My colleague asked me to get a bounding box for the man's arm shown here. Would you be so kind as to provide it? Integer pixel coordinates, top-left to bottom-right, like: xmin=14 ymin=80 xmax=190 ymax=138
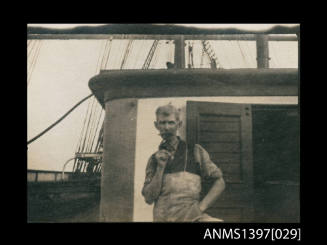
xmin=141 ymin=150 xmax=170 ymax=205
xmin=195 ymin=144 xmax=226 ymax=212
xmin=199 ymin=177 xmax=225 ymax=212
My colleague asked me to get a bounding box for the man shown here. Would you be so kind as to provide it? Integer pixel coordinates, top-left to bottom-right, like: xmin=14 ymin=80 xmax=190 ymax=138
xmin=142 ymin=104 xmax=225 ymax=222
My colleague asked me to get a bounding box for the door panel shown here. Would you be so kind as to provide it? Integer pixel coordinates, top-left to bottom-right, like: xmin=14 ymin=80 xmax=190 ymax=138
xmin=200 ymin=121 xmax=240 ymax=132
xmin=252 ymin=105 xmax=300 ymax=222
xmin=199 ymin=132 xmax=240 ymax=143
xmin=187 ymin=101 xmax=254 ymax=222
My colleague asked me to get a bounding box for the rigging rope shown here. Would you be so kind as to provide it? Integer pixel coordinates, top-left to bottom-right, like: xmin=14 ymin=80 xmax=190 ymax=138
xmin=133 ymin=40 xmax=144 ymax=68
xmin=151 ymin=40 xmax=161 ymax=68
xmin=75 ymin=93 xmax=93 ymax=153
xmin=242 ymin=38 xmax=256 ymax=67
xmin=142 ymin=40 xmax=159 ymax=69
xmin=90 ymin=109 xmax=103 ymax=152
xmin=75 ymin=39 xmax=110 ymax=155
xmin=187 ymin=41 xmax=194 ymax=68
xmin=221 ymin=41 xmax=232 ymax=68
xmin=168 ymin=41 xmax=174 ymax=63
xmin=270 ymin=42 xmax=280 ymax=68
xmin=80 ymin=97 xmax=96 ymax=152
xmin=84 ymin=41 xmax=111 ymax=151
xmin=95 ymin=121 xmax=104 ymax=152
xmin=120 ymin=40 xmax=134 ymax=69
xmin=236 ymin=40 xmax=249 ymax=67
xmin=94 ymin=40 xmax=106 ymax=73
xmin=27 ymin=40 xmax=37 ymax=58
xmin=100 ymin=40 xmax=110 ymax=71
xmin=86 ymin=102 xmax=99 ymax=152
xmin=201 ymin=40 xmax=222 ymax=69
xmin=27 ymin=94 xmax=93 ymax=145
xmin=200 ymin=43 xmax=205 ymax=68
xmin=28 ymin=41 xmax=43 ymax=85
xmin=103 ymin=39 xmax=113 ymax=69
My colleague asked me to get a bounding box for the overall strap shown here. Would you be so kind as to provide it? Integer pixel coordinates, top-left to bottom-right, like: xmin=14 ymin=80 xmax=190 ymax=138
xmin=183 ymin=146 xmax=188 ymax=172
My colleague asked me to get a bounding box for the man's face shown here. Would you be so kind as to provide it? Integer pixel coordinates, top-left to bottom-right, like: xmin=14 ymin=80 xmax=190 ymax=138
xmin=155 ymin=113 xmax=182 ymax=140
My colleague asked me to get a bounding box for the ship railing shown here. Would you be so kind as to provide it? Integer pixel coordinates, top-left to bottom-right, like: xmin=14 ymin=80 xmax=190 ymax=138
xmin=62 ymin=153 xmax=103 ymax=181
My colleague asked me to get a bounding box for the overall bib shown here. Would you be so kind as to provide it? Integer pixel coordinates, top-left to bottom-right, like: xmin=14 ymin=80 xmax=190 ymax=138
xmin=153 ymin=140 xmax=223 ymax=222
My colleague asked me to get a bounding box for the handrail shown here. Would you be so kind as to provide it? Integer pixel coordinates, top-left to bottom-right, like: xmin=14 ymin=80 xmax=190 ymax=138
xmin=62 ymin=157 xmax=77 ymax=181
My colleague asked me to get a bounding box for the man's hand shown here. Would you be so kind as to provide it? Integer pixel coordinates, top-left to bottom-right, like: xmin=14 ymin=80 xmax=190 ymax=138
xmin=198 ymin=178 xmax=225 ymax=212
xmin=154 ymin=150 xmax=171 ymax=168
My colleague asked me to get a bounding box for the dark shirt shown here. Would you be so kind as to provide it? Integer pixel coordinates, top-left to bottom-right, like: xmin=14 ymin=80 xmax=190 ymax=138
xmin=143 ymin=138 xmax=223 ymax=188
xmin=163 ymin=139 xmax=201 ymax=176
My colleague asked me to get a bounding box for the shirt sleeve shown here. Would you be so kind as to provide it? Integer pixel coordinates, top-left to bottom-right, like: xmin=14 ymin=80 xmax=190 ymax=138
xmin=143 ymin=154 xmax=157 ymax=187
xmin=194 ymin=144 xmax=223 ymax=180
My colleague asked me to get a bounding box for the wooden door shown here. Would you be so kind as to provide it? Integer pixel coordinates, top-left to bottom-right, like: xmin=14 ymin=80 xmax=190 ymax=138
xmin=187 ymin=101 xmax=254 ymax=222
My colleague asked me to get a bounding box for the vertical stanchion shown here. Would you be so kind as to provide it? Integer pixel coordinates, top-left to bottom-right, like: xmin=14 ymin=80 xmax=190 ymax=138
xmin=174 ymin=35 xmax=185 ymax=69
xmin=256 ymin=34 xmax=269 ymax=68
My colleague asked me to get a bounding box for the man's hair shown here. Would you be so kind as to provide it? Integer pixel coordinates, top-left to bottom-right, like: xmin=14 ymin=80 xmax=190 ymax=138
xmin=155 ymin=104 xmax=180 ymax=121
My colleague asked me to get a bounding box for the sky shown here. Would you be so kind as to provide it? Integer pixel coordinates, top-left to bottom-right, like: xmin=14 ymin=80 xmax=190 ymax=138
xmin=27 ymin=24 xmax=298 ymax=172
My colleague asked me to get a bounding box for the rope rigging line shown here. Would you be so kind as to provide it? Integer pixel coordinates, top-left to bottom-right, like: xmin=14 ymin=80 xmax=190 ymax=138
xmin=27 ymin=94 xmax=93 ymax=145
xmin=200 ymin=42 xmax=205 ymax=68
xmin=76 ymin=99 xmax=101 ymax=171
xmin=76 ymin=38 xmax=149 ymax=172
xmin=103 ymin=39 xmax=113 ymax=70
xmin=32 ymin=41 xmax=42 ymax=70
xmin=151 ymin=40 xmax=161 ymax=69
xmin=133 ymin=40 xmax=144 ymax=68
xmin=82 ymin=94 xmax=97 ymax=152
xmin=74 ymin=38 xmax=110 ymax=173
xmin=200 ymin=41 xmax=211 ymax=68
xmin=237 ymin=36 xmax=252 ymax=67
xmin=27 ymin=40 xmax=37 ymax=59
xmin=270 ymin=42 xmax=280 ymax=68
xmin=90 ymin=109 xmax=104 ymax=152
xmin=99 ymin=39 xmax=112 ymax=71
xmin=28 ymin=41 xmax=37 ymax=78
xmin=77 ymin=43 xmax=104 ymax=153
xmin=94 ymin=40 xmax=106 ymax=74
xmin=165 ymin=40 xmax=172 ymax=65
xmin=120 ymin=40 xmax=134 ymax=69
xmin=80 ymin=99 xmax=95 ymax=153
xmin=236 ymin=40 xmax=249 ymax=67
xmin=75 ymin=96 xmax=92 ymax=153
xmin=241 ymin=40 xmax=253 ymax=67
xmin=142 ymin=40 xmax=159 ymax=69
xmin=187 ymin=41 xmax=194 ymax=68
xmin=202 ymin=40 xmax=223 ymax=69
xmin=28 ymin=41 xmax=43 ymax=86
xmin=221 ymin=41 xmax=232 ymax=68
xmin=169 ymin=41 xmax=174 ymax=63
xmin=115 ymin=40 xmax=124 ymax=68
xmin=202 ymin=40 xmax=214 ymax=68
xmin=29 ymin=41 xmax=40 ymax=69
xmin=200 ymin=41 xmax=212 ymax=68
xmin=73 ymin=40 xmax=109 ymax=171
xmin=76 ymin=38 xmax=110 ymax=155
xmin=85 ymin=41 xmax=111 ymax=151
xmin=99 ymin=40 xmax=110 ymax=71
xmin=86 ymin=101 xmax=100 ymax=152
xmin=242 ymin=38 xmax=256 ymax=67
xmin=95 ymin=121 xmax=104 ymax=153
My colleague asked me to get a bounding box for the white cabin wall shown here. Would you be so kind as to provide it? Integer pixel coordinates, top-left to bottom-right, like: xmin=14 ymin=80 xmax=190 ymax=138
xmin=133 ymin=96 xmax=298 ymax=222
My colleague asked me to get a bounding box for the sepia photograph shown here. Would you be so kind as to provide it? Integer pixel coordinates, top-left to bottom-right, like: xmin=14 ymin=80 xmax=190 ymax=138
xmin=27 ymin=23 xmax=300 ymax=223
